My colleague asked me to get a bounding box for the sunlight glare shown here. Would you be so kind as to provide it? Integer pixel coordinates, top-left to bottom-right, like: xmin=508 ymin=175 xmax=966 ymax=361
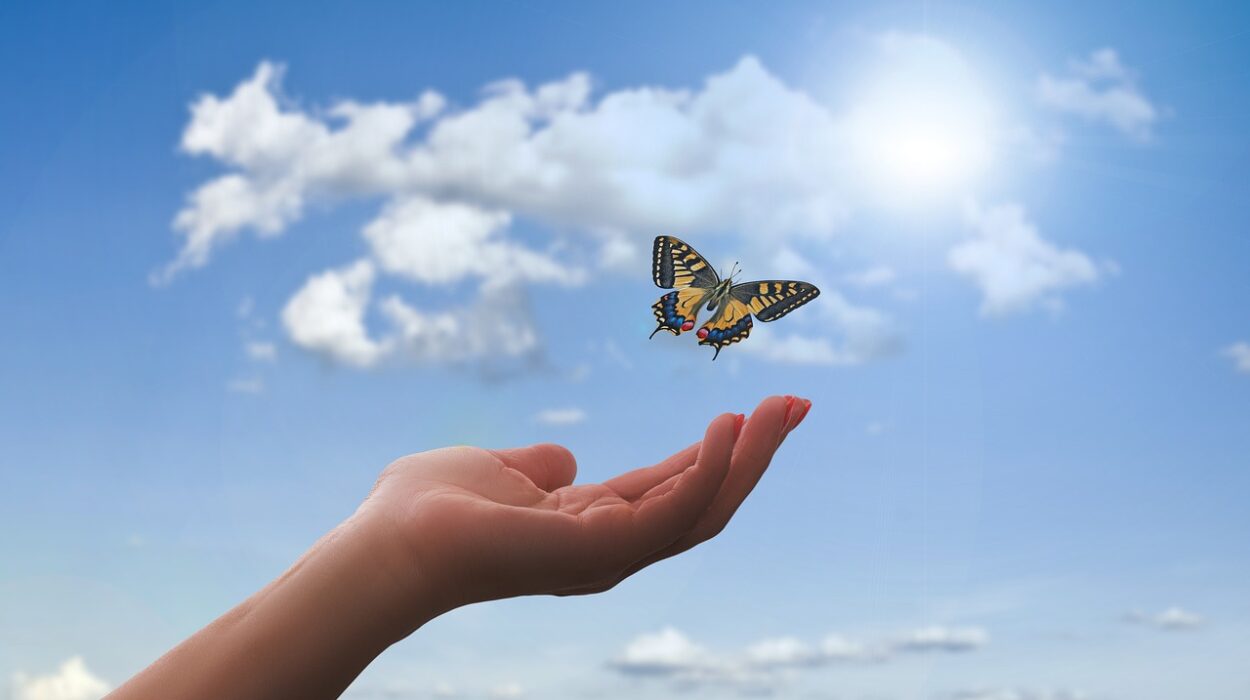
xmin=845 ymin=34 xmax=998 ymax=203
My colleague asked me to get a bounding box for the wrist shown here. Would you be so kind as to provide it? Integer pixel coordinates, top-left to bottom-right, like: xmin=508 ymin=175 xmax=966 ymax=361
xmin=328 ymin=509 xmax=444 ymax=644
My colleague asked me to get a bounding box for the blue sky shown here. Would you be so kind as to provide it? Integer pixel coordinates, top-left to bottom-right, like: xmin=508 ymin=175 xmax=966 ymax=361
xmin=2 ymin=1 xmax=1249 ymax=699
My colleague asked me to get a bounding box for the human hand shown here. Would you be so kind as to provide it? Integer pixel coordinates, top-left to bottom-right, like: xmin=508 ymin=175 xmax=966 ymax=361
xmin=355 ymin=394 xmax=811 ymax=632
xmin=107 ymin=395 xmax=811 ymax=700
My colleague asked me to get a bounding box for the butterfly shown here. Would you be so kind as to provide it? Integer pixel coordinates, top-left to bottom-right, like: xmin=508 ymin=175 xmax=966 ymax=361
xmin=649 ymin=235 xmax=820 ymax=359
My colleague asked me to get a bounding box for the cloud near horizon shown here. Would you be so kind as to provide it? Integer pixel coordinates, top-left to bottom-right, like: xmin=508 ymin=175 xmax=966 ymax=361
xmin=1124 ymin=606 xmax=1204 ymax=631
xmin=9 ymin=657 xmax=110 ymax=700
xmin=609 ymin=625 xmax=987 ymax=693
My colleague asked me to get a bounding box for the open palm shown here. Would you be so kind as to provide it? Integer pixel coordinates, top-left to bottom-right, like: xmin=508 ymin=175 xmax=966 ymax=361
xmin=360 ymin=395 xmax=810 ymax=618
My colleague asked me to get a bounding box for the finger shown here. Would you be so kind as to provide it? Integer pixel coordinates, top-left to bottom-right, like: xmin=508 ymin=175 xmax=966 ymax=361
xmin=624 ymin=412 xmax=737 ymax=558
xmin=575 ymin=413 xmax=735 ymax=573
xmin=554 ymin=397 xmax=812 ymax=597
xmin=638 ymin=471 xmax=682 ymax=502
xmin=779 ymin=397 xmax=812 ymax=443
xmin=602 ymin=441 xmax=700 ymax=501
xmin=713 ymin=395 xmax=798 ymax=522
xmin=614 ymin=395 xmax=808 ymax=579
xmin=489 ymin=443 xmax=578 ymax=492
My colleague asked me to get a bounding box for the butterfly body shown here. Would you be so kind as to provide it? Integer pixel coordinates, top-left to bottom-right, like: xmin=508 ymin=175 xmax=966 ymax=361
xmin=649 ymin=235 xmax=820 ymax=359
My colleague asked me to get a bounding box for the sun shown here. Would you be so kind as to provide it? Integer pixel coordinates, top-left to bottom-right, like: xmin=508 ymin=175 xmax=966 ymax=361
xmin=843 ymin=33 xmax=998 ymax=203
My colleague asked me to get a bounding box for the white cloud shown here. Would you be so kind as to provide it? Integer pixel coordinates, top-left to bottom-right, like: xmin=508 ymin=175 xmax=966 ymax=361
xmin=380 ymin=285 xmax=541 ymax=368
xmin=950 ymin=201 xmax=1100 ymax=316
xmin=245 ymin=340 xmax=277 ymax=361
xmin=739 ymin=290 xmax=900 ymax=366
xmin=611 ymin=628 xmax=715 ymax=677
xmin=534 ymin=408 xmax=586 ymax=426
xmin=161 ymin=56 xmax=850 ymax=285
xmin=952 ymin=689 xmax=1088 ymax=700
xmin=280 ymin=258 xmax=542 ymax=371
xmin=597 ymin=235 xmax=640 ymax=271
xmin=364 ymin=197 xmax=575 ymax=288
xmin=610 ymin=625 xmax=965 ymax=693
xmin=282 ymin=260 xmax=390 ymax=368
xmin=743 ymin=637 xmax=820 ymax=669
xmin=1125 ymin=607 xmax=1203 ymax=631
xmin=1222 ymin=341 xmax=1250 ymax=374
xmin=165 ymin=35 xmax=1116 ymax=369
xmin=162 ymin=58 xmax=855 ymax=369
xmin=1037 ymin=48 xmax=1157 ymax=140
xmin=820 ymin=634 xmax=884 ymax=662
xmin=10 ymin=657 xmax=110 ymax=700
xmin=893 ymin=626 xmax=989 ymax=653
xmin=155 ymin=62 xmax=442 ymax=283
xmin=738 ymin=329 xmax=845 ymax=366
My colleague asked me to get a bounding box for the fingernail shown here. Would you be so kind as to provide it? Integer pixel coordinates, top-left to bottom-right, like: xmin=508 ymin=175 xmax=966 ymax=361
xmin=795 ymin=399 xmax=812 ymax=425
xmin=783 ymin=395 xmax=796 ymax=423
xmin=733 ymin=413 xmax=745 ymax=437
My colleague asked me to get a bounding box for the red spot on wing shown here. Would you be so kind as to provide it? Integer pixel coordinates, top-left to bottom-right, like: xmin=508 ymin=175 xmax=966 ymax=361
xmin=681 ymin=320 xmax=694 ymax=331
xmin=696 ymin=328 xmax=709 ymax=340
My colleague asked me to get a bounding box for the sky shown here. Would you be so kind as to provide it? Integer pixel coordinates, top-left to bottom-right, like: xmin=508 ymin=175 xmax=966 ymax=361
xmin=1 ymin=1 xmax=1249 ymax=699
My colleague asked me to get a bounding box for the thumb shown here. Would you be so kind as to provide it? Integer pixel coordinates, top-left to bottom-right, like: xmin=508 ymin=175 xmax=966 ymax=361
xmin=489 ymin=443 xmax=578 ymax=491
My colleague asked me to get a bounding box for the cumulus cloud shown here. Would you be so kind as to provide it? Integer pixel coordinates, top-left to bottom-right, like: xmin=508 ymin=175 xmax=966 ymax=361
xmin=281 ymin=260 xmax=390 ymax=368
xmin=952 ymin=689 xmax=1088 ymax=700
xmin=610 ymin=625 xmax=974 ymax=693
xmin=611 ymin=628 xmax=717 ymax=677
xmin=739 ymin=290 xmax=900 ymax=366
xmin=9 ymin=657 xmax=110 ymax=700
xmin=950 ymin=201 xmax=1101 ymax=316
xmin=1036 ymin=48 xmax=1158 ymax=140
xmin=161 ymin=56 xmax=850 ymax=283
xmin=380 ymin=285 xmax=541 ymax=369
xmin=1222 ymin=341 xmax=1250 ymax=374
xmin=534 ymin=408 xmax=586 ymax=426
xmin=165 ymin=35 xmax=1118 ymax=370
xmin=1125 ymin=607 xmax=1203 ymax=631
xmin=158 ymin=54 xmax=896 ymax=370
xmin=280 ymin=259 xmax=543 ymax=370
xmin=364 ymin=197 xmax=575 ymax=288
xmin=893 ymin=626 xmax=989 ymax=653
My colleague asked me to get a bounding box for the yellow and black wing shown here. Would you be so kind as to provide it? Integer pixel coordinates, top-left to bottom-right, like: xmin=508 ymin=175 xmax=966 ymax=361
xmin=695 ymin=298 xmax=753 ymax=360
xmin=651 ymin=287 xmax=708 ymax=337
xmin=652 ymin=235 xmax=720 ymax=290
xmin=730 ymin=280 xmax=821 ymax=322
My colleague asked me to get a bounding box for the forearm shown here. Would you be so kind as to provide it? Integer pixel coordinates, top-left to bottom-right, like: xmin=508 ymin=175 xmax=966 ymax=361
xmin=108 ymin=514 xmax=430 ymax=700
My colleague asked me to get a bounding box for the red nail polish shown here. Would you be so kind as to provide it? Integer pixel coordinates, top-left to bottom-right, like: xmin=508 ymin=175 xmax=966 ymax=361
xmin=733 ymin=413 xmax=745 ymax=437
xmin=796 ymin=399 xmax=812 ymax=424
xmin=783 ymin=395 xmax=796 ymax=423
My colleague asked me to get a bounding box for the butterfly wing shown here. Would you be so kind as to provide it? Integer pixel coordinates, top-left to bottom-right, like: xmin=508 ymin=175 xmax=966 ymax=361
xmin=652 ymin=235 xmax=720 ymax=290
xmin=695 ymin=297 xmax=753 ymax=360
xmin=650 ymin=287 xmax=708 ymax=337
xmin=730 ymin=280 xmax=821 ymax=322
xmin=650 ymin=236 xmax=720 ymax=338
